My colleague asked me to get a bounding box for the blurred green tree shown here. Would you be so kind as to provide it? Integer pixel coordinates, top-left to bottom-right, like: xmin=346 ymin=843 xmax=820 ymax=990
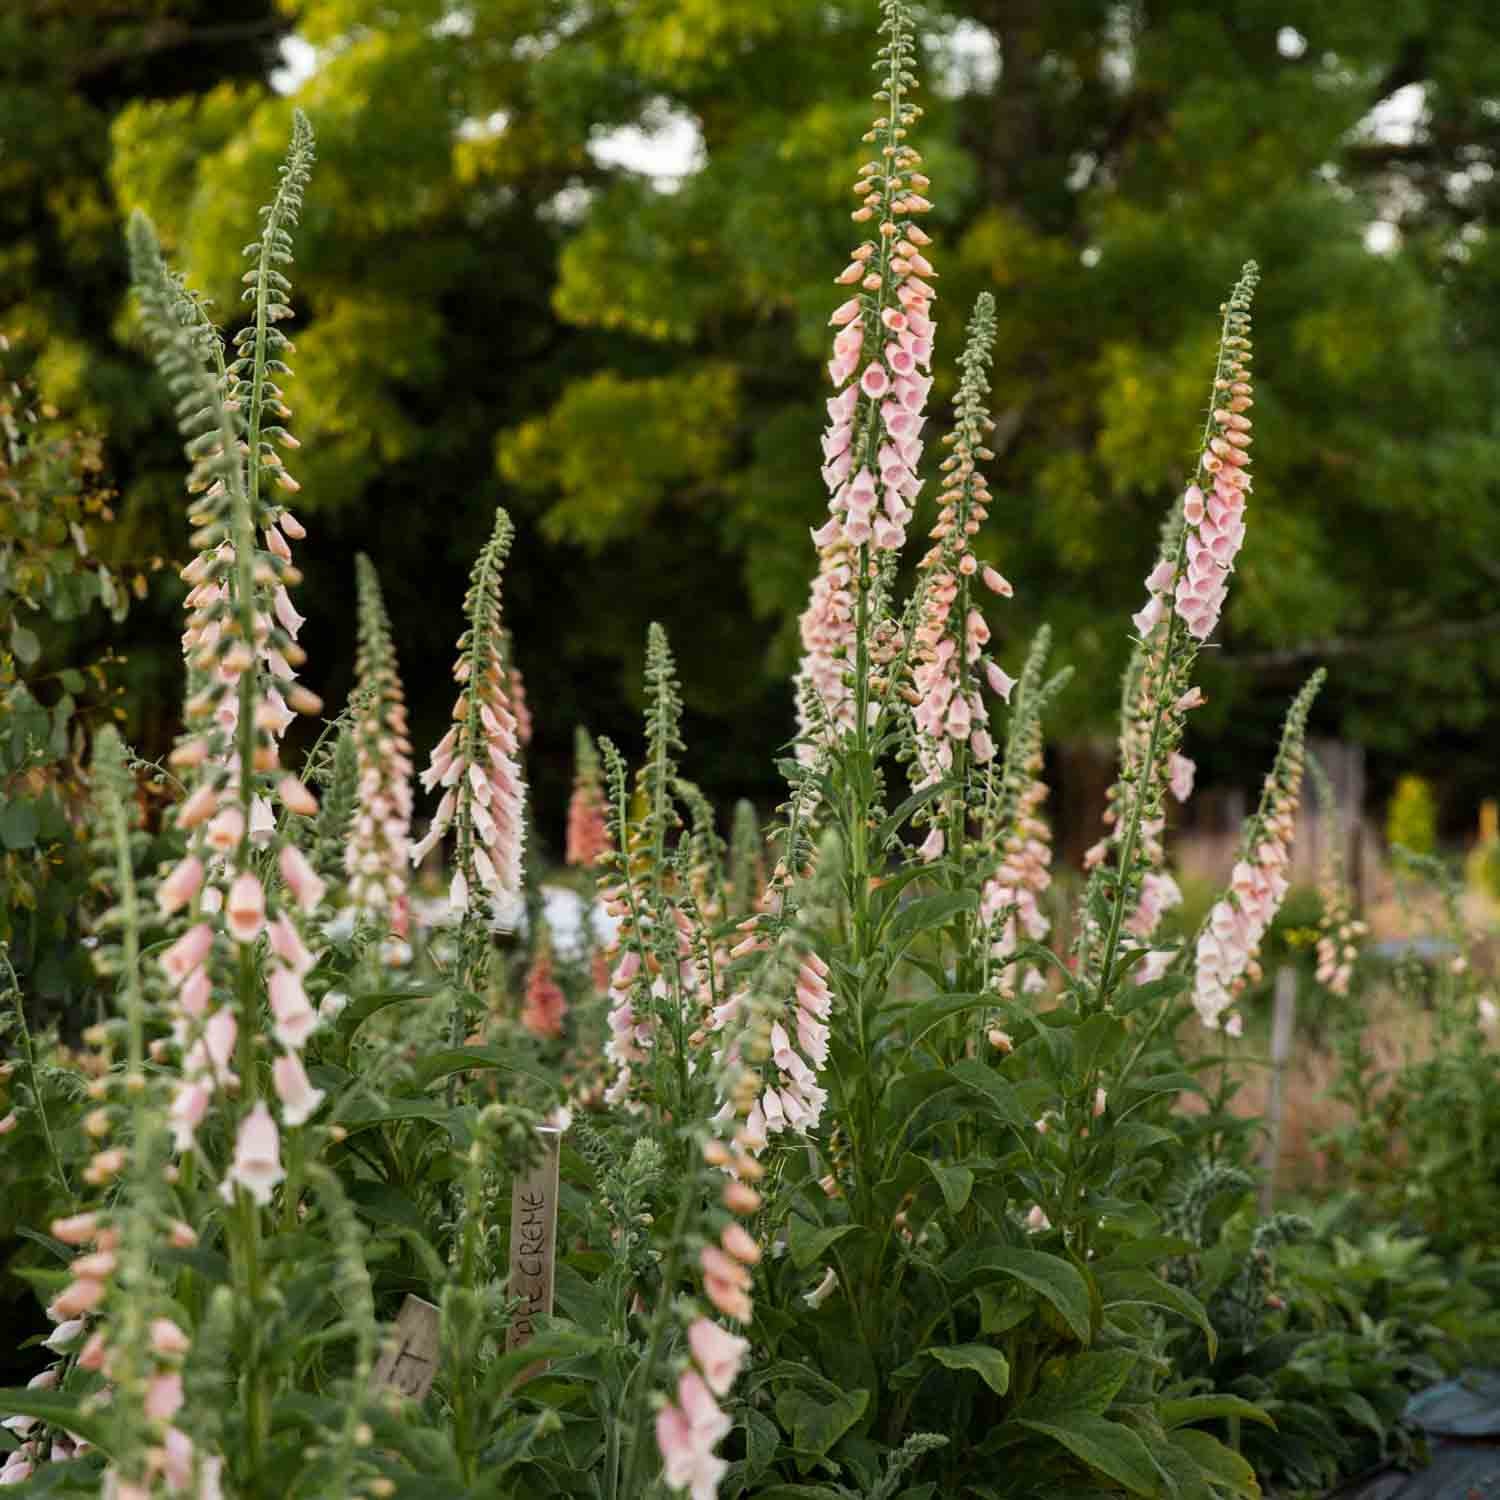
xmin=19 ymin=0 xmax=1500 ymax=834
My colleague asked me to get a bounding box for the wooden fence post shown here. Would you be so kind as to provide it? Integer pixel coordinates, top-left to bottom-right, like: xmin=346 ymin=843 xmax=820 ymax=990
xmin=1260 ymin=965 xmax=1298 ymax=1215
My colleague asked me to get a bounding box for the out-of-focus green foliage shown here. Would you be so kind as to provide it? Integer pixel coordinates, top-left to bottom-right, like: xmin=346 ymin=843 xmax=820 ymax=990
xmin=1387 ymin=773 xmax=1439 ymax=856
xmin=0 ymin=339 xmax=145 ymax=1019
xmin=12 ymin=0 xmax=1500 ymax=819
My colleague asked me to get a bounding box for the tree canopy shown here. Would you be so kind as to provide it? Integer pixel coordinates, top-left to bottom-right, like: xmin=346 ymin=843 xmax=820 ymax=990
xmin=11 ymin=0 xmax=1500 ymax=835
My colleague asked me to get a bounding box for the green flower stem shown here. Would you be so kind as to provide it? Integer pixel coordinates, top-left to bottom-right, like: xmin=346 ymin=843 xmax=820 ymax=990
xmin=616 ymin=1165 xmax=699 ymax=1500
xmin=1 ymin=945 xmax=68 ymax=1196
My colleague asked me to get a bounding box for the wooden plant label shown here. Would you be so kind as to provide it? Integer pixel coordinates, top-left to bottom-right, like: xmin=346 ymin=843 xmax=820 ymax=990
xmin=506 ymin=1124 xmax=562 ymax=1353
xmin=373 ymin=1294 xmax=441 ymax=1400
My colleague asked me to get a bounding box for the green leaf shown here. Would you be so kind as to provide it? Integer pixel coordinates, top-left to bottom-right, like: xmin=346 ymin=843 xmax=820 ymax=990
xmin=334 ymin=1096 xmax=469 ymax=1145
xmin=338 ymin=986 xmax=437 ymax=1038
xmin=481 ymin=1330 xmax=612 ymax=1404
xmin=1096 ymin=1269 xmax=1218 ymax=1359
xmin=948 ymin=1059 xmax=1030 ymax=1131
xmin=1016 ymin=1415 xmax=1159 ymax=1495
xmin=348 ymin=1180 xmax=426 ymax=1232
xmin=889 ymin=992 xmax=992 ymax=1046
xmin=1020 ymin=1350 xmax=1137 ymax=1419
xmin=752 ymin=1488 xmax=852 ymax=1500
xmin=1338 ymin=1391 xmax=1386 ymax=1440
xmin=1 ymin=798 xmax=40 ymax=850
xmin=924 ymin=1343 xmax=1010 ymax=1395
xmin=787 ymin=1219 xmax=856 ymax=1271
xmin=976 ymin=1284 xmax=1032 ymax=1335
xmin=1120 ymin=1070 xmax=1201 ymax=1103
xmin=922 ymin=1159 xmax=974 ymax=1214
xmin=410 ymin=1046 xmax=555 ymax=1091
xmin=951 ymin=1247 xmax=1092 ymax=1343
xmin=744 ymin=1408 xmax=781 ymax=1480
xmin=774 ymin=1385 xmax=869 ymax=1459
xmin=1158 ymin=1395 xmax=1275 ymax=1431
xmin=12 ymin=1227 xmax=73 ymax=1263
xmin=1094 ymin=1236 xmax=1196 ymax=1270
xmin=875 ymin=778 xmax=960 ymax=849
xmin=158 ymin=1244 xmax=231 ymax=1285
xmin=10 ymin=617 xmax=40 ymax=666
xmin=885 ymin=891 xmax=977 ymax=950
xmin=0 ymin=1389 xmax=114 ymax=1453
xmin=1169 ymin=1427 xmax=1260 ymax=1496
xmin=1073 ymin=1014 xmax=1127 ymax=1076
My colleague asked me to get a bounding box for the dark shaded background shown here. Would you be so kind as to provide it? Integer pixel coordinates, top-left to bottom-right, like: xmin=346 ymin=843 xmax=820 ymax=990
xmin=7 ymin=0 xmax=1500 ymax=854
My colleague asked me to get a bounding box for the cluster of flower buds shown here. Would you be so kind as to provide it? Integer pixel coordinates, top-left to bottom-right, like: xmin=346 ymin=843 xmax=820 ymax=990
xmin=795 ymin=0 xmax=933 ymax=753
xmin=345 ymin=555 xmax=413 ymax=939
xmin=1194 ymin=672 xmax=1321 ymax=1029
xmin=411 ymin=509 xmax=527 ymax=922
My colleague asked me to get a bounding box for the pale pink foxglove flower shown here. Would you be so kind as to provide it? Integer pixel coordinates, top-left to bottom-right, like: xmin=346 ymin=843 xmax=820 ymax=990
xmin=279 ymin=843 xmax=326 ymax=914
xmin=268 ymin=911 xmax=314 ymax=975
xmin=804 ymin=1267 xmax=838 ymax=1308
xmin=688 ymin=1319 xmax=750 ymax=1397
xmin=161 ymin=923 xmax=214 ymax=985
xmin=269 ymin=967 xmax=318 ymax=1050
xmin=221 ymin=1102 xmax=285 ymax=1206
xmin=1168 ymin=752 xmax=1196 ymax=804
xmin=50 ymin=1213 xmax=100 ymax=1246
xmin=272 ymin=1051 xmax=326 ymax=1126
xmin=158 ymin=856 xmax=205 ymax=917
xmin=145 ymin=1372 xmax=185 ymax=1423
xmin=48 ymin=1278 xmax=105 ymax=1320
xmin=42 ymin=1320 xmax=85 ymax=1352
xmin=699 ymin=1245 xmax=753 ymax=1323
xmin=225 ymin=871 xmax=266 ymax=944
xmin=150 ymin=1318 xmax=191 ymax=1357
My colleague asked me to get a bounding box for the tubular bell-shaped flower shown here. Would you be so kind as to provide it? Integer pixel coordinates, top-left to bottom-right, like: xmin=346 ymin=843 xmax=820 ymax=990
xmin=345 ymin=553 xmax=413 ymax=937
xmin=795 ymin=0 xmax=935 ymax=756
xmin=1193 ymin=670 xmax=1324 ymax=1030
xmin=412 ymin=507 xmax=527 ymax=924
